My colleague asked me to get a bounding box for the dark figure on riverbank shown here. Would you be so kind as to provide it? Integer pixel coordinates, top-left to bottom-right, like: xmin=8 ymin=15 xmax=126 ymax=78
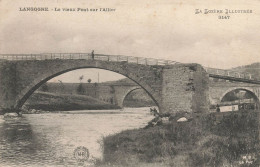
xmin=216 ymin=104 xmax=220 ymax=112
xmin=150 ymin=107 xmax=159 ymax=116
xmin=91 ymin=50 xmax=95 ymax=59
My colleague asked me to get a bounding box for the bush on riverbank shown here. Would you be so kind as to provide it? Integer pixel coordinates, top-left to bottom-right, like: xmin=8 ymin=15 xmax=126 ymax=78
xmin=0 ymin=108 xmax=22 ymax=115
xmin=99 ymin=111 xmax=260 ymax=167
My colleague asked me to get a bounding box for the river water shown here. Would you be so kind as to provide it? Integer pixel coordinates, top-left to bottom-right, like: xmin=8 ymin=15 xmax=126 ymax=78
xmin=0 ymin=108 xmax=155 ymax=167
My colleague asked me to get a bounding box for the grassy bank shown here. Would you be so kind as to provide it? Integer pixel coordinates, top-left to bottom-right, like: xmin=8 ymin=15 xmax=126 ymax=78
xmin=123 ymin=100 xmax=155 ymax=108
xmin=24 ymin=91 xmax=120 ymax=111
xmin=98 ymin=111 xmax=260 ymax=167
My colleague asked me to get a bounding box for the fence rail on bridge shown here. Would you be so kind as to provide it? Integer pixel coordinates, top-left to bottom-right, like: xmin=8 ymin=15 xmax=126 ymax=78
xmin=0 ymin=53 xmax=258 ymax=83
xmin=0 ymin=53 xmax=180 ymax=66
xmin=204 ymin=67 xmax=252 ymax=80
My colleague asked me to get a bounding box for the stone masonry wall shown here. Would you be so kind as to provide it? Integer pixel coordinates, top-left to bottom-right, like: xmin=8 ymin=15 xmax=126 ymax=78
xmin=0 ymin=60 xmax=19 ymax=108
xmin=161 ymin=64 xmax=209 ymax=114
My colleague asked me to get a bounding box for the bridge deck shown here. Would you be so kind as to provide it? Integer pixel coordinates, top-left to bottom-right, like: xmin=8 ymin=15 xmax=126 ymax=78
xmin=209 ymin=74 xmax=260 ymax=85
xmin=0 ymin=53 xmax=259 ymax=84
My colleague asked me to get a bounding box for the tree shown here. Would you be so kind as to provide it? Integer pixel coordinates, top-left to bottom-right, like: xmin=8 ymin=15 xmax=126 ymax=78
xmin=77 ymin=83 xmax=85 ymax=95
xmin=58 ymin=80 xmax=65 ymax=93
xmin=79 ymin=75 xmax=84 ymax=83
xmin=87 ymin=78 xmax=92 ymax=83
xmin=77 ymin=75 xmax=85 ymax=94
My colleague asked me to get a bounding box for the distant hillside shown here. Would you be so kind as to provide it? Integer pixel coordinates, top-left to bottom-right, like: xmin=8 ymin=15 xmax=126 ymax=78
xmin=24 ymin=91 xmax=120 ymax=111
xmin=101 ymin=78 xmax=135 ymax=85
xmin=41 ymin=78 xmax=136 ymax=95
xmin=38 ymin=78 xmax=155 ymax=108
xmin=231 ymin=62 xmax=260 ymax=80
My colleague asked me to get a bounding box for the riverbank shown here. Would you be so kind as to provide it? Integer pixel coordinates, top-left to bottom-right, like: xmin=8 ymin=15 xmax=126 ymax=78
xmin=24 ymin=91 xmax=120 ymax=111
xmin=98 ymin=111 xmax=260 ymax=167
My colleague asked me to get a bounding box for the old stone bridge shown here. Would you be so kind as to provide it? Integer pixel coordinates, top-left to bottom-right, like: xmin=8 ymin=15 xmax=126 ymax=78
xmin=0 ymin=53 xmax=259 ymax=115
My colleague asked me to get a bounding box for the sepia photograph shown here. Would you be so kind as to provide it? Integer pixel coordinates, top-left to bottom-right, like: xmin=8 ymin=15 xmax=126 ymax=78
xmin=0 ymin=0 xmax=260 ymax=166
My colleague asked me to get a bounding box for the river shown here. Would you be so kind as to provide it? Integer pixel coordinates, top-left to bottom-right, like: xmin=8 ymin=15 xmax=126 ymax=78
xmin=0 ymin=107 xmax=155 ymax=167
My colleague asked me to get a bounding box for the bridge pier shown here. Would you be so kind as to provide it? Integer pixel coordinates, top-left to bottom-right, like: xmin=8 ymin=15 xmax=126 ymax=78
xmin=160 ymin=64 xmax=209 ymax=114
xmin=0 ymin=61 xmax=18 ymax=109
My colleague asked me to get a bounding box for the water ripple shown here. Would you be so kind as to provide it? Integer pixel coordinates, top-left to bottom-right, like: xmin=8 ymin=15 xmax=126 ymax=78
xmin=0 ymin=107 xmax=154 ymax=166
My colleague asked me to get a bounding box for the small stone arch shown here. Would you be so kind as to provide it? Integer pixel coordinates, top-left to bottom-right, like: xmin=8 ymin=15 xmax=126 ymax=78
xmin=220 ymin=88 xmax=260 ymax=109
xmin=122 ymin=87 xmax=158 ymax=109
xmin=116 ymin=87 xmax=141 ymax=108
xmin=122 ymin=87 xmax=142 ymax=105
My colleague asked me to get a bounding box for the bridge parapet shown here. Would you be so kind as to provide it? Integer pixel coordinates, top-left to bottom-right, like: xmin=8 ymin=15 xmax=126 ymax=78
xmin=0 ymin=53 xmax=180 ymax=66
xmin=204 ymin=67 xmax=252 ymax=80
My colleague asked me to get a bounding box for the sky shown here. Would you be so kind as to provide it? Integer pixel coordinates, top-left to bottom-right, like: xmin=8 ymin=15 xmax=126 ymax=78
xmin=48 ymin=69 xmax=125 ymax=83
xmin=0 ymin=0 xmax=259 ymax=83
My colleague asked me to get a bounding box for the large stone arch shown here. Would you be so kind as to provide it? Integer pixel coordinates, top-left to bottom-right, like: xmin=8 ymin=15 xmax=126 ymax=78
xmin=14 ymin=60 xmax=162 ymax=111
xmin=16 ymin=71 xmax=159 ymax=109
